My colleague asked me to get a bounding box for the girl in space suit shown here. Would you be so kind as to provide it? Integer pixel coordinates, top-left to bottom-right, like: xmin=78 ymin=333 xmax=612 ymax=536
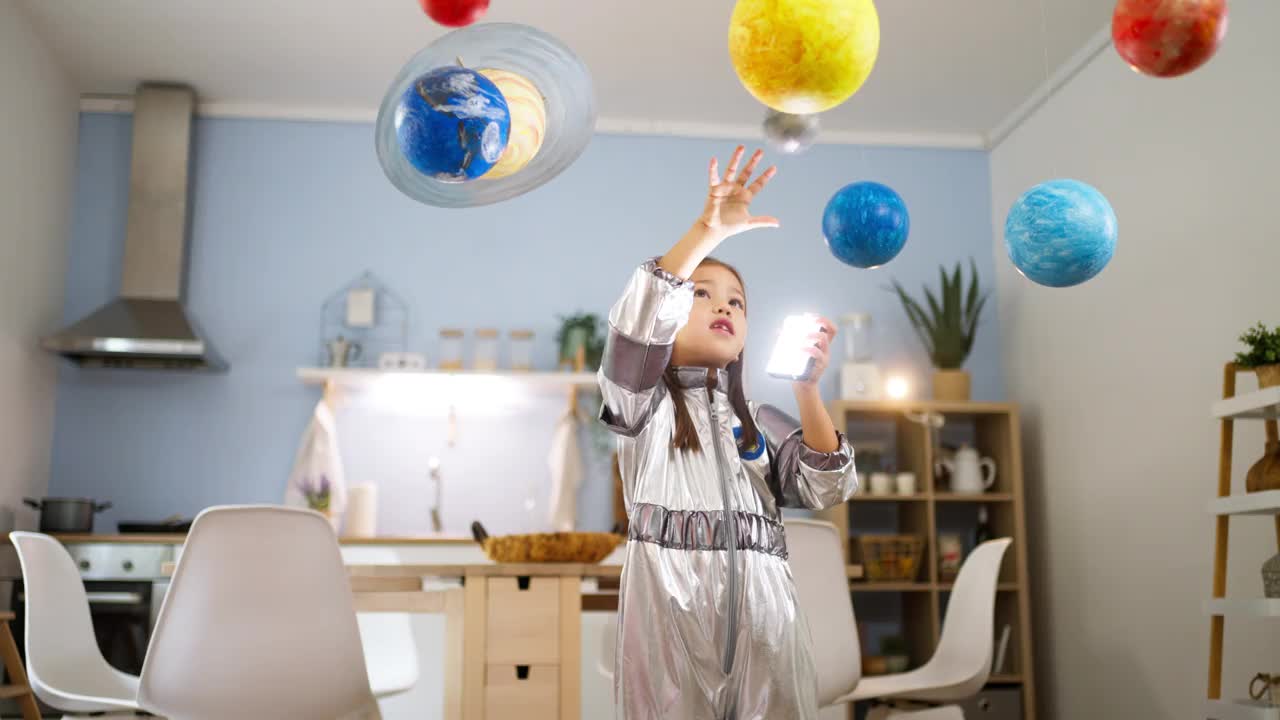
xmin=598 ymin=146 xmax=858 ymax=719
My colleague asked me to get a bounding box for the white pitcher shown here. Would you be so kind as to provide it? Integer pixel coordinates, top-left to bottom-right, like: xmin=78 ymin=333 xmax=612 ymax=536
xmin=936 ymin=443 xmax=997 ymax=494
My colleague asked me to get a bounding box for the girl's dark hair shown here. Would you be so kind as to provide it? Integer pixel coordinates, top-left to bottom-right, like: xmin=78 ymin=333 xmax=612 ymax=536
xmin=663 ymin=257 xmax=760 ymax=455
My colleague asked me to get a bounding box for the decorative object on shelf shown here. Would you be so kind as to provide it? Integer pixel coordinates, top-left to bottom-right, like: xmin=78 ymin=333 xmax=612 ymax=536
xmin=895 ymin=471 xmax=917 ymax=496
xmin=857 ymin=534 xmax=924 ymax=582
xmin=1234 ymin=322 xmax=1280 ymax=389
xmin=888 ymin=258 xmax=987 ymax=402
xmin=428 ymin=457 xmax=444 ymax=532
xmin=938 ymin=533 xmax=963 ymax=582
xmin=556 ymin=312 xmax=605 ymax=371
xmin=377 ymin=352 xmax=427 ymax=370
xmin=839 ymin=312 xmax=882 ymax=400
xmin=319 ymin=272 xmax=408 ymax=369
xmin=1263 ymin=553 xmax=1280 ymax=600
xmin=1246 ymin=440 xmax=1280 ymax=493
xmin=885 ymin=373 xmax=912 ymax=400
xmin=869 ymin=471 xmax=893 ymax=496
xmin=863 ymin=655 xmax=888 ymax=676
xmin=438 ymin=329 xmax=465 ymax=370
xmin=509 ymin=329 xmax=535 ymax=371
xmin=324 ymin=335 xmax=362 ymax=368
xmin=470 ymin=521 xmax=622 ymax=563
xmin=880 ymin=636 xmax=910 ymax=673
xmin=973 ymin=505 xmax=994 ymax=549
xmin=1251 ymin=672 xmax=1280 ymax=707
xmin=473 ymin=328 xmax=500 ymax=370
xmin=345 ymin=484 xmax=378 ymax=538
xmin=936 ymin=442 xmax=997 ymax=495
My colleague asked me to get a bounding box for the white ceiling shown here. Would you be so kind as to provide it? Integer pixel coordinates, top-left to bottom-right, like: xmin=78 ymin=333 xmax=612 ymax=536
xmin=19 ymin=0 xmax=1115 ymax=148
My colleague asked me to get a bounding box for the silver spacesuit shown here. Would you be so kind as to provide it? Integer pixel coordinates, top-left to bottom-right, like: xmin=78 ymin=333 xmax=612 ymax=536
xmin=598 ymin=259 xmax=858 ymax=719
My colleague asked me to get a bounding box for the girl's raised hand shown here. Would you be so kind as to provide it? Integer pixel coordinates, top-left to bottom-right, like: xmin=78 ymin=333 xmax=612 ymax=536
xmin=697 ymin=145 xmax=779 ymax=239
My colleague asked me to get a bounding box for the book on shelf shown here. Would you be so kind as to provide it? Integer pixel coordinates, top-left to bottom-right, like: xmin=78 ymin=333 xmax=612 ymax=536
xmin=992 ymin=623 xmax=1012 ymax=674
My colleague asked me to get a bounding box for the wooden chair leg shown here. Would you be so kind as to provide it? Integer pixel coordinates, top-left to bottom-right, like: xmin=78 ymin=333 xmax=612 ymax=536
xmin=0 ymin=619 xmax=41 ymax=720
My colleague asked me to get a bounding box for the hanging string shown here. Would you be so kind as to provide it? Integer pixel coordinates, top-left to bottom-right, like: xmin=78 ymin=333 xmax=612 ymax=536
xmin=1035 ymin=0 xmax=1060 ymax=179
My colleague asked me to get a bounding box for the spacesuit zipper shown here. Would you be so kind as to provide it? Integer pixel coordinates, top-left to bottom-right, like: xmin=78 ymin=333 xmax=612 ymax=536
xmin=708 ymin=394 xmax=739 ymax=674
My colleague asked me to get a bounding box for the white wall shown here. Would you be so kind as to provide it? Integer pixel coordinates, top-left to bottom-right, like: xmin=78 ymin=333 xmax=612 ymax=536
xmin=0 ymin=3 xmax=79 ymax=531
xmin=990 ymin=3 xmax=1280 ymax=718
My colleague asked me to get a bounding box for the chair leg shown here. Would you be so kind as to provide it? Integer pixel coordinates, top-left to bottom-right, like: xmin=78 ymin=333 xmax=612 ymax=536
xmin=0 ymin=620 xmax=41 ymax=720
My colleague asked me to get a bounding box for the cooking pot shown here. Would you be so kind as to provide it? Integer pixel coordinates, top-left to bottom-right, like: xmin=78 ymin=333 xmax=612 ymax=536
xmin=23 ymin=497 xmax=112 ymax=533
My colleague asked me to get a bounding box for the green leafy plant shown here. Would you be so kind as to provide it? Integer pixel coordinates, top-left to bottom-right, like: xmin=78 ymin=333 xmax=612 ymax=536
xmin=1234 ymin=322 xmax=1280 ymax=368
xmin=889 ymin=259 xmax=988 ymax=370
xmin=555 ymin=312 xmax=606 ymax=370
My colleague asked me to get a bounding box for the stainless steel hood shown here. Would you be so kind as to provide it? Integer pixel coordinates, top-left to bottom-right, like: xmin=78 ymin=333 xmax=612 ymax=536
xmin=42 ymin=83 xmax=226 ymax=371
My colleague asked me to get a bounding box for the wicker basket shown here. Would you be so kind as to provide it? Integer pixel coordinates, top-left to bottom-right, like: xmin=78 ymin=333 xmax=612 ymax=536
xmin=856 ymin=534 xmax=925 ymax=582
xmin=473 ymin=523 xmax=624 ymax=564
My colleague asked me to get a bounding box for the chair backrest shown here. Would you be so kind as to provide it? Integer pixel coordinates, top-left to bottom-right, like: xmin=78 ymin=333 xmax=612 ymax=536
xmin=931 ymin=537 xmax=1013 ymax=695
xmin=785 ymin=519 xmax=861 ymax=706
xmin=339 ymin=546 xmax=419 ymax=697
xmin=137 ymin=505 xmax=379 ymax=720
xmin=599 ymin=614 xmax=617 ymax=680
xmin=8 ymin=532 xmax=125 ymax=703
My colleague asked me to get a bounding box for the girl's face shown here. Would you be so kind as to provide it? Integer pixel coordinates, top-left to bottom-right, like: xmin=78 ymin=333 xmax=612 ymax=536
xmin=672 ymin=264 xmax=748 ymax=369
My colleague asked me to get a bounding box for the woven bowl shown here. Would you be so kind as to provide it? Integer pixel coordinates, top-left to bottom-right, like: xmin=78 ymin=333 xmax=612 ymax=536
xmin=472 ymin=523 xmax=624 ymax=564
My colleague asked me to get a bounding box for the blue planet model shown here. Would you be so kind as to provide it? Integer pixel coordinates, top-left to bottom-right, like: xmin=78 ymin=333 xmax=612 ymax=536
xmin=394 ymin=65 xmax=511 ymax=182
xmin=1004 ymin=179 xmax=1117 ymax=288
xmin=822 ymin=181 xmax=910 ymax=268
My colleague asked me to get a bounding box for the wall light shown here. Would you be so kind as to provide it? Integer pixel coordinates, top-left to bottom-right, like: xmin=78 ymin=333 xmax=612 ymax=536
xmin=885 ymin=374 xmax=911 ymax=400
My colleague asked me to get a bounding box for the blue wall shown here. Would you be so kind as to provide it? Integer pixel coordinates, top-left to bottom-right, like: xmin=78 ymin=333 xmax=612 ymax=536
xmin=49 ymin=113 xmax=1001 ymax=533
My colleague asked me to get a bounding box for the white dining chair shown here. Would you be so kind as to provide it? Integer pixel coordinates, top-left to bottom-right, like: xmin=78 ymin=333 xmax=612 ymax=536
xmin=598 ymin=614 xmax=617 ymax=681
xmin=786 ymin=519 xmax=864 ymax=709
xmin=836 ymin=538 xmax=1014 ymax=716
xmin=9 ymin=531 xmax=143 ymax=716
xmin=137 ymin=504 xmax=381 ymax=720
xmin=338 ymin=546 xmax=419 ymax=700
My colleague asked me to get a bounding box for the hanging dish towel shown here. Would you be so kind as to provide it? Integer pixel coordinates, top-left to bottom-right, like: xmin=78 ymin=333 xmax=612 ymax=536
xmin=284 ymin=400 xmax=347 ymax=530
xmin=546 ymin=413 xmax=583 ymax=532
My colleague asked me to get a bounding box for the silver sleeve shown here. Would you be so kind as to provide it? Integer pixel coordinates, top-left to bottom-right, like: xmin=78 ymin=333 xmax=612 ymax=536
xmin=597 ymin=258 xmax=695 ymax=437
xmin=754 ymin=404 xmax=858 ymax=509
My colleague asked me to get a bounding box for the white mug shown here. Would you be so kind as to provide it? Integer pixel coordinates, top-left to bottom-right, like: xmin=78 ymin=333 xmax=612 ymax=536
xmin=870 ymin=472 xmax=893 ymax=496
xmin=895 ymin=472 xmax=917 ymax=496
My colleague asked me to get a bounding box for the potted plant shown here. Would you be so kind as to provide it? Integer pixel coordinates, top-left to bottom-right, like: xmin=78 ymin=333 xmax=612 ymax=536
xmin=1234 ymin=322 xmax=1280 ymax=388
xmin=556 ymin=312 xmax=606 ymax=371
xmin=888 ymin=259 xmax=988 ymax=402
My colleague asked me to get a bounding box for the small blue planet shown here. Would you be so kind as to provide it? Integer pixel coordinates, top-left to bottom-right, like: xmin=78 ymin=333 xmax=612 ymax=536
xmin=1004 ymin=179 xmax=1117 ymax=288
xmin=394 ymin=66 xmax=510 ymax=182
xmin=822 ymin=182 xmax=910 ymax=269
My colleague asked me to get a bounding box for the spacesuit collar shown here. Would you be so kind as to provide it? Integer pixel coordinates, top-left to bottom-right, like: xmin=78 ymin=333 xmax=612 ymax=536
xmin=670 ymin=366 xmax=731 ymax=394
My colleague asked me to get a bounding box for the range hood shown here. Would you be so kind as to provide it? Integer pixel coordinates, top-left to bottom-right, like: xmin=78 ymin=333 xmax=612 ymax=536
xmin=42 ymin=83 xmax=227 ymax=371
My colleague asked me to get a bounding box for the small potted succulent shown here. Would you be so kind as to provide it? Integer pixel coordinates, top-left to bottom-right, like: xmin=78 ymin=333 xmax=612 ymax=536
xmin=889 ymin=259 xmax=988 ymax=401
xmin=1234 ymin=322 xmax=1280 ymax=388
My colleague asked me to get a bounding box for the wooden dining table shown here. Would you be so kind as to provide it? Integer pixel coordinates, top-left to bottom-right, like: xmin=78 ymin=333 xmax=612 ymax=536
xmin=160 ymin=560 xmax=863 ymax=720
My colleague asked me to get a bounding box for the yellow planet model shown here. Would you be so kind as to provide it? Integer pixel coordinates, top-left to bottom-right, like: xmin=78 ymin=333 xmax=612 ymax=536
xmin=728 ymin=0 xmax=880 ymax=114
xmin=478 ymin=68 xmax=547 ymax=180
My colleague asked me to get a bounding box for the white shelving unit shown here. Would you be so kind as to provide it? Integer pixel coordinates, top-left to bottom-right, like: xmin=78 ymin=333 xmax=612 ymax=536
xmin=1208 ymin=490 xmax=1280 ymax=517
xmin=1205 ymin=699 xmax=1280 ymax=720
xmin=1206 ymin=366 xmax=1280 ymax=719
xmin=297 ymin=367 xmax=598 ymax=390
xmin=1202 ymin=598 xmax=1280 ymax=619
xmin=1212 ymin=386 xmax=1280 ymax=420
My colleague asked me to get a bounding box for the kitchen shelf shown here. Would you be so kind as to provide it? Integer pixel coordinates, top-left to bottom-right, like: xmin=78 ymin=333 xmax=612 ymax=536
xmin=849 ymin=582 xmax=933 ymax=592
xmin=934 ymin=493 xmax=1015 ymax=502
xmin=1207 ymin=491 xmax=1280 ymax=516
xmin=987 ymin=674 xmax=1023 ymax=685
xmin=297 ymin=367 xmax=597 ymax=389
xmin=1212 ymin=386 xmax=1280 ymax=420
xmin=938 ymin=582 xmax=1020 ymax=592
xmin=831 ymin=400 xmax=1016 ymax=415
xmin=849 ymin=494 xmax=930 ymax=502
xmin=1202 ymin=598 xmax=1280 ymax=618
xmin=1204 ymin=699 xmax=1280 ymax=720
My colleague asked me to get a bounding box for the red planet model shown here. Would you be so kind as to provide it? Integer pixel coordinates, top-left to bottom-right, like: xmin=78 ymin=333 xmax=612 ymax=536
xmin=419 ymin=0 xmax=489 ymax=28
xmin=1112 ymin=0 xmax=1228 ymax=78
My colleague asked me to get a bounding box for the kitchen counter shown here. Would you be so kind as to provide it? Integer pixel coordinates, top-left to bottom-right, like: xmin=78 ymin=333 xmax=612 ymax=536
xmin=51 ymin=533 xmax=476 ymax=545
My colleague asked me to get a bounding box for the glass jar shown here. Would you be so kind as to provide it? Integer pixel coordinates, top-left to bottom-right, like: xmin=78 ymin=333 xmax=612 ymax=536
xmin=841 ymin=312 xmax=874 ymax=363
xmin=438 ymin=329 xmax=465 ymax=370
xmin=473 ymin=328 xmax=499 ymax=371
xmin=509 ymin=329 xmax=535 ymax=371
